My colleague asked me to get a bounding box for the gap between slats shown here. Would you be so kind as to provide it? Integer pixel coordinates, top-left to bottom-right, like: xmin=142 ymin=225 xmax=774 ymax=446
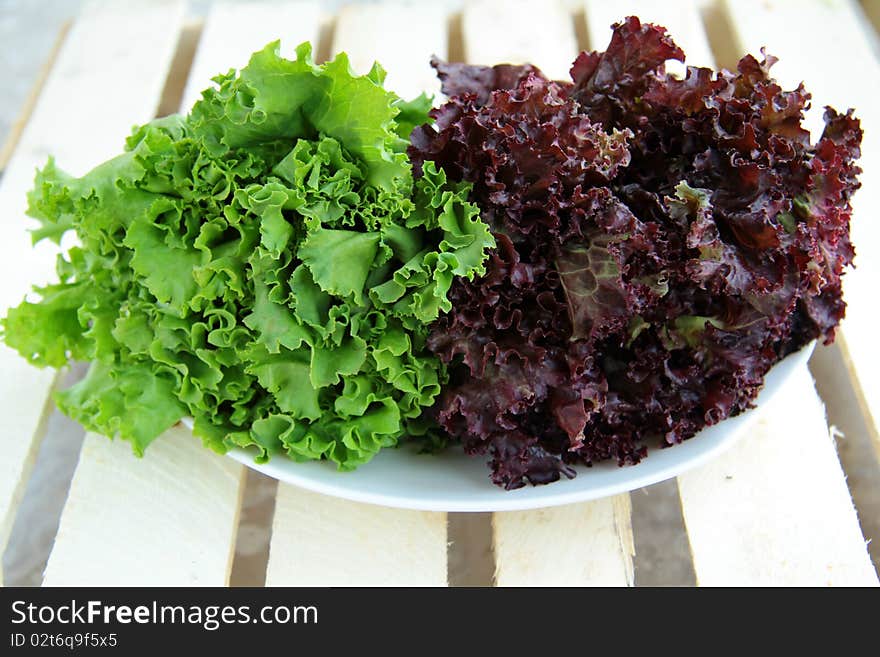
xmin=861 ymin=1 xmax=880 ymax=40
xmin=156 ymin=20 xmax=205 ymax=119
xmin=448 ymin=513 xmax=495 ymax=587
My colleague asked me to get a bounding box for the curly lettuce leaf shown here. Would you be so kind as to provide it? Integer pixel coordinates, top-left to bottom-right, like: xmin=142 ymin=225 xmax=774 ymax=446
xmin=2 ymin=42 xmax=494 ymax=471
xmin=189 ymin=42 xmax=409 ymax=190
xmin=55 ymin=360 xmax=184 ymax=456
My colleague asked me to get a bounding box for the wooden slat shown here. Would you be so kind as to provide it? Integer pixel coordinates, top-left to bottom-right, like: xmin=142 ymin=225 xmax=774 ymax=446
xmin=584 ymin=0 xmax=713 ymax=71
xmin=590 ymin=0 xmax=876 ymax=585
xmin=679 ymin=372 xmax=877 ymax=585
xmin=493 ymin=496 xmax=634 ymax=586
xmin=0 ymin=0 xmax=185 ymax=585
xmin=333 ymin=2 xmax=448 ymax=100
xmin=264 ymin=2 xmax=450 ymax=587
xmin=720 ymin=0 xmax=880 ymax=465
xmin=181 ymin=1 xmax=322 ymax=111
xmin=43 ymin=428 xmax=244 ymax=586
xmin=266 ymin=488 xmax=447 ymax=586
xmin=460 ymin=0 xmax=633 ymax=587
xmin=462 ymin=0 xmax=578 ymax=80
xmin=44 ymin=1 xmax=323 ymax=586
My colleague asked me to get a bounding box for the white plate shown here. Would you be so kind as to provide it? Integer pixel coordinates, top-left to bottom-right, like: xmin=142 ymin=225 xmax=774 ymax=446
xmin=182 ymin=342 xmax=813 ymax=511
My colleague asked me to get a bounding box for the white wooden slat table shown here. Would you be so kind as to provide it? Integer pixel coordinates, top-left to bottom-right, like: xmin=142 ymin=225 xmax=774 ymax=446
xmin=181 ymin=1 xmax=323 ymax=109
xmin=462 ymin=0 xmax=578 ymax=81
xmin=1 ymin=0 xmax=878 ymax=588
xmin=493 ymin=496 xmax=634 ymax=587
xmin=267 ymin=488 xmax=448 ymax=586
xmin=332 ymin=2 xmax=449 ymax=100
xmin=43 ymin=427 xmax=245 ymax=586
xmin=680 ymin=373 xmax=877 ymax=585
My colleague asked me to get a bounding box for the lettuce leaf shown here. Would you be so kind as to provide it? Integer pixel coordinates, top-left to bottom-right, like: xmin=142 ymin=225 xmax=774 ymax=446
xmin=411 ymin=17 xmax=860 ymax=489
xmin=2 ymin=42 xmax=493 ymax=470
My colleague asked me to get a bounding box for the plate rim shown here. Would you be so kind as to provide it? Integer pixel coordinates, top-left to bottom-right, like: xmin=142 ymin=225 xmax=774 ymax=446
xmin=182 ymin=342 xmax=815 ymax=512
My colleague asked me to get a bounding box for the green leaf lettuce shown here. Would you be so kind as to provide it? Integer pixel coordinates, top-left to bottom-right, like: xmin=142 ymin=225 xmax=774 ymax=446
xmin=2 ymin=42 xmax=494 ymax=469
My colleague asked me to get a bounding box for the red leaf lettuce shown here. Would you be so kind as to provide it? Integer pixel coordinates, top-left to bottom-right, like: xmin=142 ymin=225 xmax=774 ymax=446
xmin=410 ymin=16 xmax=861 ymax=488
